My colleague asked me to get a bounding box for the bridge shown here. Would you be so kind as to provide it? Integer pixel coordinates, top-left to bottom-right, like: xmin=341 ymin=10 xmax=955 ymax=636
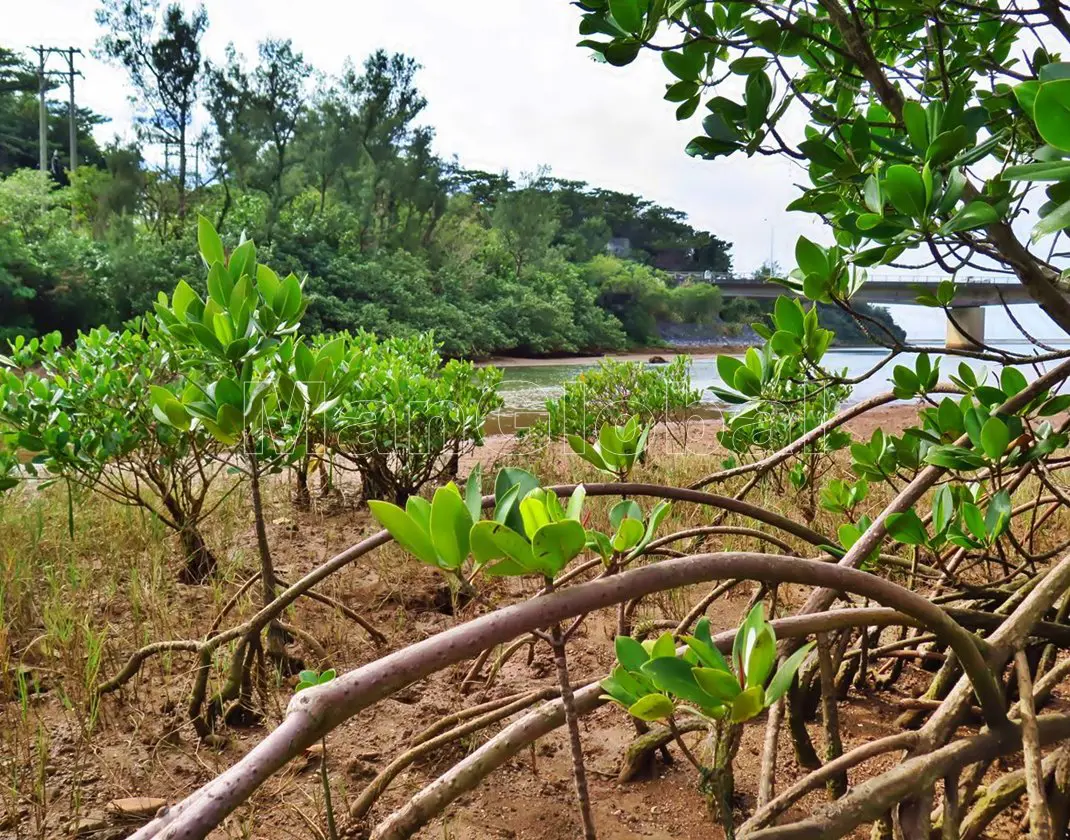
xmin=671 ymin=271 xmax=1034 ymax=349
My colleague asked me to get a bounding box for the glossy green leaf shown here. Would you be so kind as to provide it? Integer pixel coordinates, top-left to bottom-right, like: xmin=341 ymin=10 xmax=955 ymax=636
xmin=430 ymin=485 xmax=472 ymax=570
xmin=628 ymin=694 xmax=675 ymax=721
xmin=369 ymin=501 xmax=439 ymax=568
xmin=884 ymin=165 xmax=927 ymax=218
xmin=531 ymin=519 xmax=587 ymax=576
xmin=640 ymin=656 xmax=717 ymax=708
xmin=615 ymin=635 xmax=650 ymax=672
xmin=1035 ymin=80 xmax=1070 ymax=151
xmin=197 ymin=216 xmax=226 ymax=267
xmin=730 ymin=685 xmax=765 ymax=722
xmin=765 ymin=642 xmax=815 ymax=704
xmin=470 ymin=520 xmax=535 ymax=572
xmin=886 ymin=510 xmax=929 ymax=545
xmin=650 ymin=631 xmax=677 ymax=660
xmin=693 ymin=667 xmax=742 ymax=702
xmin=980 ymin=416 xmax=1010 ymax=460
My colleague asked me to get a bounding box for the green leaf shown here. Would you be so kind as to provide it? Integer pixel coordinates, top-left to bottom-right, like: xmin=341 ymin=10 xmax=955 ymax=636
xmin=471 ymin=520 xmax=536 ymax=573
xmin=1003 ymin=161 xmax=1070 ymax=182
xmin=519 ymin=494 xmax=552 ymax=540
xmin=601 ymin=668 xmax=640 ymax=708
xmin=531 ymin=519 xmax=587 ymax=577
xmin=963 ymin=502 xmax=987 ymax=541
xmin=730 ymin=685 xmax=765 ymax=722
xmin=1032 ymin=198 xmax=1070 ymax=242
xmin=228 ymin=240 xmax=256 ymax=282
xmin=1001 ymin=367 xmax=1028 ymax=397
xmin=631 ymin=500 xmax=672 ymax=557
xmin=730 ymin=56 xmax=767 ymax=75
xmin=884 ymin=165 xmax=928 ymax=218
xmin=465 ymin=464 xmax=483 ymax=523
xmin=612 ymin=517 xmax=645 ymax=552
xmin=566 ymin=484 xmax=587 ymax=520
xmin=650 ymin=631 xmax=677 ymax=660
xmin=745 ymin=71 xmax=772 ymax=132
xmin=980 ymin=416 xmax=1010 ymax=460
xmin=703 ymin=113 xmax=742 ymax=144
xmin=615 ymin=635 xmax=650 ymax=672
xmin=932 ymin=484 xmax=953 ymax=534
xmin=743 ymin=624 xmax=776 ymax=690
xmin=733 ymin=604 xmax=765 ymax=676
xmin=985 ymin=489 xmax=1011 ymax=538
xmin=863 ymin=176 xmax=883 ymax=214
xmin=278 ymin=274 xmax=303 ymax=320
xmin=902 ymin=101 xmax=929 ymax=151
xmin=369 ymin=501 xmax=439 ymax=568
xmin=628 ymin=694 xmax=675 ymax=721
xmin=610 ymin=499 xmax=642 ymax=528
xmin=924 ymin=445 xmax=986 ymax=471
xmin=682 ymin=635 xmax=731 ymax=672
xmin=886 ymin=510 xmax=929 ymax=545
xmin=765 ymin=642 xmax=815 ymax=704
xmin=568 ymin=434 xmax=609 ymax=473
xmin=795 ymin=237 xmax=828 ymax=279
xmin=197 ymin=216 xmax=225 ymax=267
xmin=1014 ymin=80 xmax=1040 ymax=120
xmin=430 ymin=485 xmax=472 ymax=570
xmin=640 ymin=657 xmax=717 ymax=708
xmin=172 ymin=280 xmax=200 ymax=321
xmin=774 ymin=296 xmax=804 ymax=336
xmin=942 ymin=201 xmax=998 ymax=234
xmin=603 ymin=41 xmax=641 ymax=67
xmin=494 ymin=468 xmax=539 ymax=534
xmin=693 ymin=667 xmax=742 ymax=702
xmin=608 ymin=0 xmax=642 ymax=32
xmin=1035 ymin=80 xmax=1070 ymax=151
xmin=407 ymin=496 xmax=432 ymax=536
xmin=662 ymin=49 xmax=704 ymax=81
xmin=665 ymin=80 xmax=699 ymax=102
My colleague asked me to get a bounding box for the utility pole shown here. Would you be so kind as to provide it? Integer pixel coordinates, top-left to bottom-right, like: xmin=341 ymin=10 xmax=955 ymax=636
xmin=34 ymin=46 xmax=47 ymax=172
xmin=31 ymin=46 xmax=84 ymax=174
xmin=65 ymin=49 xmax=83 ymax=171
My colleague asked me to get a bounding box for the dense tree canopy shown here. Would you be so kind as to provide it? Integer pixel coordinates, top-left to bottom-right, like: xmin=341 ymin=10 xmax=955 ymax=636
xmin=0 ymin=3 xmax=906 ymax=354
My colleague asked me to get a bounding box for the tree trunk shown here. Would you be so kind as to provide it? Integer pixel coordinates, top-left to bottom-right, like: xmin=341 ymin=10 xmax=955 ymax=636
xmin=294 ymin=460 xmax=311 ymax=510
xmin=177 ymin=523 xmax=219 ymax=585
xmin=177 ymin=125 xmax=188 ymax=221
xmin=549 ymin=624 xmax=598 ymax=840
xmin=245 ymin=434 xmax=291 ymax=665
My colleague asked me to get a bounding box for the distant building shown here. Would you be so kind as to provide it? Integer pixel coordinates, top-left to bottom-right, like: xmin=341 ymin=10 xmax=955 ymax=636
xmin=606 ymin=237 xmax=631 ymax=258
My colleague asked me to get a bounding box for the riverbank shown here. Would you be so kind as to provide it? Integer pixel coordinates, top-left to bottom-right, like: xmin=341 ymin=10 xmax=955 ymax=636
xmin=482 ymin=344 xmax=890 ymax=368
xmin=478 ymin=348 xmax=739 ymax=367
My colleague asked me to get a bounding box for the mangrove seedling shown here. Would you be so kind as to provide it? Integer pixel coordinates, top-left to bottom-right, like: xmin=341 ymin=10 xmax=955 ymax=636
xmin=602 ymin=607 xmax=814 ymax=839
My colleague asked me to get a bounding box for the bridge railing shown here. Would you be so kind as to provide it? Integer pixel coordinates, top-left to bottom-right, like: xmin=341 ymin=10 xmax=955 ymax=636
xmin=669 ymin=271 xmax=1020 ymax=286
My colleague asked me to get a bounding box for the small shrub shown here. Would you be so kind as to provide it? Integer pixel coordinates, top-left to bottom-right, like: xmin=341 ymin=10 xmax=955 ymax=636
xmin=526 ymin=356 xmax=700 ymax=442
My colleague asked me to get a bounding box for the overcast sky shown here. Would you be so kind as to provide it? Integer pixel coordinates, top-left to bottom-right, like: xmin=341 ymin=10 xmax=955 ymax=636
xmin=8 ymin=0 xmax=1066 ymax=342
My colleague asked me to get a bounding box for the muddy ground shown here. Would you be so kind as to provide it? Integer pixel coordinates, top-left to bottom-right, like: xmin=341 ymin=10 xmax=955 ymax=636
xmin=0 ymin=411 xmax=1040 ymax=839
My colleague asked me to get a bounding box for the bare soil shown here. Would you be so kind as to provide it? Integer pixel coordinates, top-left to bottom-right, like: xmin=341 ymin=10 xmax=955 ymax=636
xmin=0 ymin=410 xmax=1041 ymax=839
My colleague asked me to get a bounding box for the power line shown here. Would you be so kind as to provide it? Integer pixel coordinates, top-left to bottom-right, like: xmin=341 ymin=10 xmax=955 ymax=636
xmin=30 ymin=46 xmax=84 ymax=174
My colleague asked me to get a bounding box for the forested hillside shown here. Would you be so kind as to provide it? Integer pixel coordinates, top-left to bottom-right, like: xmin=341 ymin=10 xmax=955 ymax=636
xmin=0 ymin=11 xmax=901 ymax=355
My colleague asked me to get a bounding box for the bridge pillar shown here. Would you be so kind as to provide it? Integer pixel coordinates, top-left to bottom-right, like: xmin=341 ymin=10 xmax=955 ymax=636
xmin=945 ymin=306 xmax=986 ymax=350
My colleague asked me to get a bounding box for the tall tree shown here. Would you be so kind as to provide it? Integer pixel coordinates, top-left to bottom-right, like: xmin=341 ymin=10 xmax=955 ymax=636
xmin=206 ymin=39 xmax=310 ymax=234
xmin=95 ymin=0 xmax=208 ymax=222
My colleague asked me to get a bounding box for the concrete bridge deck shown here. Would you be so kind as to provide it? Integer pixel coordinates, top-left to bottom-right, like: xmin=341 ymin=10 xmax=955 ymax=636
xmin=670 ymin=272 xmax=1036 ymax=348
xmin=672 ymin=272 xmax=1031 ymax=306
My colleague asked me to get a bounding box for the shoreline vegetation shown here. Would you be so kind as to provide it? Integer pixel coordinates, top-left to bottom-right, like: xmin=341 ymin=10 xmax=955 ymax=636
xmin=482 ymin=343 xmax=880 ymax=367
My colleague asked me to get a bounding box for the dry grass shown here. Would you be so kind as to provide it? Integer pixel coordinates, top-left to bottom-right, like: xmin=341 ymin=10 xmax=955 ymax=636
xmin=2 ymin=419 xmax=1069 ymax=838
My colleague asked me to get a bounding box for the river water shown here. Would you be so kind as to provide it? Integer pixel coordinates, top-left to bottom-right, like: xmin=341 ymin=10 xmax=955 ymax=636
xmin=496 ymin=341 xmax=1070 ymax=413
